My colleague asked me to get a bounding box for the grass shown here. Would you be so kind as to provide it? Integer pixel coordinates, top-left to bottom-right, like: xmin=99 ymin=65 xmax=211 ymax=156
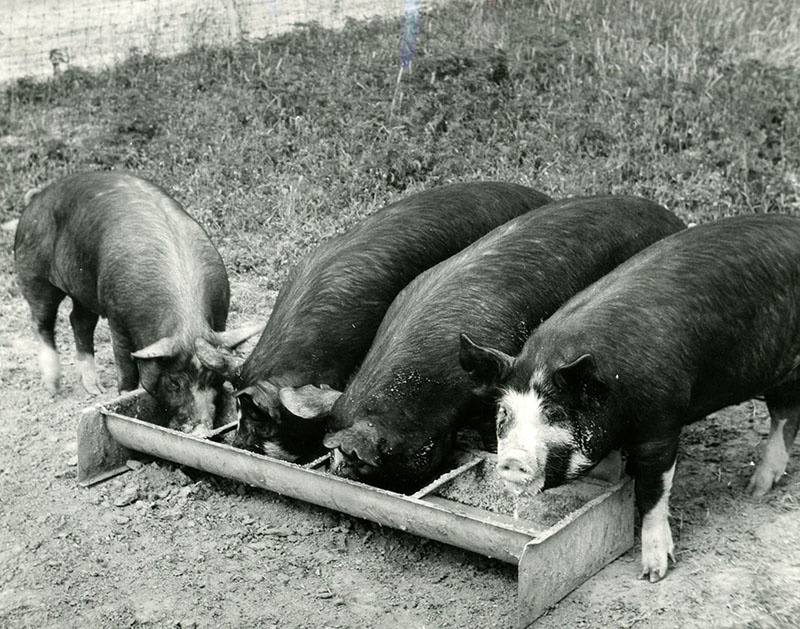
xmin=2 ymin=0 xmax=800 ymax=290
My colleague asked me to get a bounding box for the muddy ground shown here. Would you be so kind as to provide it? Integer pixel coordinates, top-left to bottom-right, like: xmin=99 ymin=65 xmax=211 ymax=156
xmin=1 ymin=225 xmax=799 ymax=628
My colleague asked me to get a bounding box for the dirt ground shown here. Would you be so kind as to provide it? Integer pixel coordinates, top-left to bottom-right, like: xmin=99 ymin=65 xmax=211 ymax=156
xmin=1 ymin=224 xmax=799 ymax=629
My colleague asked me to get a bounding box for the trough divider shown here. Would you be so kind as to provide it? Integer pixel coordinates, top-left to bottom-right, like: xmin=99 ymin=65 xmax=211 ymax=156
xmin=411 ymin=455 xmax=483 ymax=499
xmin=207 ymin=421 xmax=237 ymax=441
xmin=303 ymin=453 xmax=332 ymax=469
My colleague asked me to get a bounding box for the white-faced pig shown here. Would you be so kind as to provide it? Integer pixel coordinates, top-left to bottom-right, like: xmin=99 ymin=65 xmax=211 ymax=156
xmin=287 ymin=196 xmax=685 ymax=491
xmin=196 ymin=182 xmax=552 ymax=460
xmin=14 ymin=172 xmax=261 ymax=434
xmin=463 ymin=214 xmax=800 ymax=582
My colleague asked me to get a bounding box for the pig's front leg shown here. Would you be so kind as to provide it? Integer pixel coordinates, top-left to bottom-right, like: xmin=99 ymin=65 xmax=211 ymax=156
xmin=109 ymin=324 xmax=139 ymax=392
xmin=630 ymin=439 xmax=679 ymax=583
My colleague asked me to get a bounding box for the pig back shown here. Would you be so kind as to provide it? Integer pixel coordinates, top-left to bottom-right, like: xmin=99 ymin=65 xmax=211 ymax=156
xmin=339 ymin=196 xmax=686 ymax=410
xmin=239 ymin=182 xmax=552 ymax=387
xmin=17 ymin=172 xmax=229 ymax=347
xmin=525 ymin=213 xmax=800 ymax=421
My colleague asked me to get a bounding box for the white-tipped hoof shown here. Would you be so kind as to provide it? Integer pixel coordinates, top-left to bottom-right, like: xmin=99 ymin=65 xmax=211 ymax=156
xmin=640 ymin=512 xmax=674 ymax=583
xmin=43 ymin=376 xmax=60 ymax=397
xmin=82 ymin=380 xmax=105 ymax=396
xmin=747 ymin=419 xmax=789 ymax=497
xmin=746 ymin=467 xmax=782 ymax=497
xmin=76 ymin=352 xmax=104 ymax=396
xmin=640 ymin=462 xmax=676 ymax=583
xmin=39 ymin=344 xmax=61 ymax=396
xmin=640 ymin=548 xmax=675 ymax=583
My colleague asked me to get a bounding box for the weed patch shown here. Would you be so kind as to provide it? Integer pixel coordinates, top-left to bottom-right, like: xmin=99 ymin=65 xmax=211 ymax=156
xmin=2 ymin=0 xmax=800 ymax=282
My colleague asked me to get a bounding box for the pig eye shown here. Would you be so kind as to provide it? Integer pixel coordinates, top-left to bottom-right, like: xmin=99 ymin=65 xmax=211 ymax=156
xmin=496 ymin=405 xmax=509 ymax=434
xmin=163 ymin=375 xmax=182 ymax=392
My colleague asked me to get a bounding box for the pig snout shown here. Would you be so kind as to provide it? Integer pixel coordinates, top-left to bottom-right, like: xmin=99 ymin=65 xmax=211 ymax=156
xmin=328 ymin=448 xmax=366 ymax=480
xmin=496 ymin=451 xmax=534 ymax=482
xmin=168 ymin=387 xmax=217 ymax=434
xmin=330 ymin=448 xmax=349 ymax=475
xmin=189 ymin=384 xmax=218 ymax=431
xmin=496 ymin=448 xmax=545 ymax=493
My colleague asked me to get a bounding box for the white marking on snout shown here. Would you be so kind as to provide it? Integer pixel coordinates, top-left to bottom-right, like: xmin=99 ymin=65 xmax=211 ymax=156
xmin=496 ymin=388 xmax=574 ymax=491
xmin=331 ymin=448 xmax=346 ymax=470
xmin=192 ymin=384 xmax=217 ymax=431
xmin=640 ymin=462 xmax=676 ymax=582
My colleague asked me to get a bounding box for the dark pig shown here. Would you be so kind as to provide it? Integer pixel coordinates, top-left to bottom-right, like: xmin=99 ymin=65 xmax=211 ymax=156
xmin=14 ymin=172 xmax=261 ymax=434
xmin=196 ymin=182 xmax=552 ymax=460
xmin=463 ymin=214 xmax=800 ymax=582
xmin=286 ymin=196 xmax=685 ymax=491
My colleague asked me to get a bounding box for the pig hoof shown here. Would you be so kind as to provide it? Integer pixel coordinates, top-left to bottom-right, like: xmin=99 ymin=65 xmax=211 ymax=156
xmin=746 ymin=469 xmax=779 ymax=497
xmin=640 ymin=551 xmax=674 ymax=582
xmin=640 ymin=566 xmax=667 ymax=583
xmin=39 ymin=345 xmax=61 ymax=395
xmin=640 ymin=518 xmax=674 ymax=583
xmin=82 ymin=379 xmax=105 ymax=396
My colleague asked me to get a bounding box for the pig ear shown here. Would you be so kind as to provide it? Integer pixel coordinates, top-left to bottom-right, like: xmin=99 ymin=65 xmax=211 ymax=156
xmin=323 ymin=425 xmax=381 ymax=467
xmin=23 ymin=187 xmax=42 ymax=206
xmin=459 ymin=333 xmax=514 ymax=396
xmin=279 ymin=385 xmax=342 ymax=420
xmin=553 ymin=354 xmax=605 ymax=400
xmin=210 ymin=322 xmax=265 ymax=350
xmin=137 ymin=360 xmax=161 ymax=395
xmin=195 ymin=337 xmax=243 ymax=381
xmin=236 ymin=380 xmax=280 ymax=415
xmin=132 ymin=336 xmax=181 ymax=360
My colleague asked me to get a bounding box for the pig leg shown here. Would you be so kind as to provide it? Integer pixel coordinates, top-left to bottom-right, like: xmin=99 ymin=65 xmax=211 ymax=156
xmin=108 ymin=325 xmax=139 ymax=392
xmin=25 ymin=281 xmax=66 ymax=395
xmin=69 ymin=300 xmax=104 ymax=395
xmin=747 ymin=387 xmax=800 ymax=497
xmin=630 ymin=439 xmax=679 ymax=583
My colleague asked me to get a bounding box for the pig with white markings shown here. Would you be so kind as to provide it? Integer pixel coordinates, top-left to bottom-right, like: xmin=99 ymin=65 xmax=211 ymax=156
xmin=195 ymin=182 xmax=553 ymax=460
xmin=14 ymin=172 xmax=261 ymax=434
xmin=463 ymin=213 xmax=800 ymax=582
xmin=288 ymin=196 xmax=685 ymax=491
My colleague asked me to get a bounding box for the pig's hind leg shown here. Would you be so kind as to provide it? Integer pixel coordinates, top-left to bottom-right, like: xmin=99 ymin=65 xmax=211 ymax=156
xmin=747 ymin=385 xmax=800 ymax=497
xmin=69 ymin=300 xmax=104 ymax=395
xmin=24 ymin=280 xmax=66 ymax=395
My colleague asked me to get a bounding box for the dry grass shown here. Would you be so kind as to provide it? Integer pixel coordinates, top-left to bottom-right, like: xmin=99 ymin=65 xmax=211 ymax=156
xmin=1 ymin=0 xmax=799 ymax=288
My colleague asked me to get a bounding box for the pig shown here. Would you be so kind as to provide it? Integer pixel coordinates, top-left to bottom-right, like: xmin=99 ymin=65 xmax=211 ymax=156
xmin=461 ymin=213 xmax=800 ymax=582
xmin=196 ymin=182 xmax=553 ymax=460
xmin=14 ymin=171 xmax=261 ymax=434
xmin=285 ymin=196 xmax=685 ymax=492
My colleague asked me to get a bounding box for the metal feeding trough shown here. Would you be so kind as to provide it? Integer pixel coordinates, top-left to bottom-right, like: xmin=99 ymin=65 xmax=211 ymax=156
xmin=78 ymin=389 xmax=634 ymax=627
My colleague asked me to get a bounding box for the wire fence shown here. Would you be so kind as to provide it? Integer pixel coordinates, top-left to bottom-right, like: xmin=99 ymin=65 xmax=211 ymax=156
xmin=1 ymin=0 xmax=437 ymax=84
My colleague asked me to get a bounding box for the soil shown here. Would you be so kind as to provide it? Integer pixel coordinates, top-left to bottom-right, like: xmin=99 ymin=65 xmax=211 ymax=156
xmin=2 ymin=223 xmax=800 ymax=628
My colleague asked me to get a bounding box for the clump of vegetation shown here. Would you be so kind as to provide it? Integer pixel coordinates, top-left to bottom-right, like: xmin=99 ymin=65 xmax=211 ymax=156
xmin=2 ymin=0 xmax=799 ymax=287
